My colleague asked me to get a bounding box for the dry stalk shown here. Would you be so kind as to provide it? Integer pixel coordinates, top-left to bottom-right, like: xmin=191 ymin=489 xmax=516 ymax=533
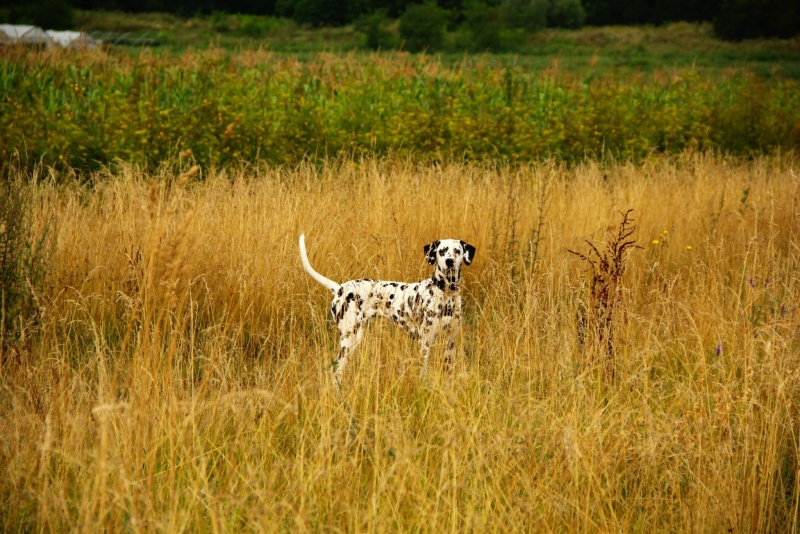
xmin=569 ymin=209 xmax=640 ymax=378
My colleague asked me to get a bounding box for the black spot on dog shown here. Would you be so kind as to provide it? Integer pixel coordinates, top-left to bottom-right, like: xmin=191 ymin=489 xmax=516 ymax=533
xmin=332 ymin=302 xmax=346 ymax=323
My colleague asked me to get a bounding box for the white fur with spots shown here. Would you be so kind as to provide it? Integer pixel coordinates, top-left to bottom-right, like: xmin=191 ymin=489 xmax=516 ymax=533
xmin=299 ymin=234 xmax=476 ymax=386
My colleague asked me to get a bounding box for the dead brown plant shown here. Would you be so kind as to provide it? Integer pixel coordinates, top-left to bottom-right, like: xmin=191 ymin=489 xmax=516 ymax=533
xmin=569 ymin=209 xmax=641 ymax=378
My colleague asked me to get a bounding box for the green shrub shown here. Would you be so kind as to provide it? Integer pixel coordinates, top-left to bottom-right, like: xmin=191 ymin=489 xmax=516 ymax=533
xmin=0 ymin=178 xmax=50 ymax=347
xmin=502 ymin=0 xmax=548 ymax=32
xmin=355 ymin=10 xmax=397 ymax=50
xmin=209 ymin=11 xmax=231 ymax=32
xmin=462 ymin=3 xmax=507 ymax=52
xmin=547 ymin=0 xmax=587 ymax=28
xmin=278 ymin=0 xmax=356 ymax=27
xmin=399 ymin=3 xmax=450 ymax=52
xmin=238 ymin=15 xmax=279 ymax=37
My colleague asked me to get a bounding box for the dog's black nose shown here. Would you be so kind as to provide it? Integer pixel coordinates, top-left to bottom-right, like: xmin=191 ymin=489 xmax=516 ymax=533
xmin=445 ymin=258 xmax=454 ymax=268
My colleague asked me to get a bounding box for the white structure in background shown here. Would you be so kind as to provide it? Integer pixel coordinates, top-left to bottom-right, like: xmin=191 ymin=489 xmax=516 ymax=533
xmin=0 ymin=25 xmax=99 ymax=49
xmin=46 ymin=30 xmax=99 ymax=49
xmin=0 ymin=24 xmax=52 ymax=46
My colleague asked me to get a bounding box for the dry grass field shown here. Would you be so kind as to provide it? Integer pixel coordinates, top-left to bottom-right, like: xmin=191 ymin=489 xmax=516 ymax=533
xmin=1 ymin=152 xmax=799 ymax=531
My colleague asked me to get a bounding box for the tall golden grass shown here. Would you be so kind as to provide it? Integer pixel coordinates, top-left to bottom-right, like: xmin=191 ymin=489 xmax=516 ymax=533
xmin=1 ymin=152 xmax=799 ymax=531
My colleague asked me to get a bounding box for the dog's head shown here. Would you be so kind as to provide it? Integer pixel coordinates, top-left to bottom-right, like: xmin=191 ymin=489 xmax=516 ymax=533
xmin=424 ymin=239 xmax=476 ymax=284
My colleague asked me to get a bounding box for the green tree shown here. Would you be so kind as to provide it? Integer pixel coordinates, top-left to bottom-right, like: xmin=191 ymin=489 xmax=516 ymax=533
xmin=502 ymin=0 xmax=548 ymax=32
xmin=355 ymin=9 xmax=397 ymax=49
xmin=275 ymin=0 xmax=365 ymax=26
xmin=9 ymin=0 xmax=74 ymax=30
xmin=714 ymin=0 xmax=800 ymax=40
xmin=547 ymin=0 xmax=586 ymax=28
xmin=399 ymin=2 xmax=450 ymax=52
xmin=462 ymin=2 xmax=505 ymax=51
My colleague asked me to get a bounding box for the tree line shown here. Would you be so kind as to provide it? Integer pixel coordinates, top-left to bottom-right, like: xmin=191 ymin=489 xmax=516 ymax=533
xmin=2 ymin=0 xmax=798 ymax=41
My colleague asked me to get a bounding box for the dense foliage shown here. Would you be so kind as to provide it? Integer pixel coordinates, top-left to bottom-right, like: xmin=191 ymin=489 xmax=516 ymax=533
xmin=1 ymin=0 xmax=798 ymax=40
xmin=1 ymin=49 xmax=798 ymax=172
xmin=0 ymin=178 xmax=50 ymax=345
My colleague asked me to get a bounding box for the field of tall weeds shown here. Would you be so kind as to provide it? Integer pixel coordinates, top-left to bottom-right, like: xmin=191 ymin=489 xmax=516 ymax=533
xmin=2 ymin=46 xmax=799 ymax=171
xmin=1 ymin=152 xmax=798 ymax=531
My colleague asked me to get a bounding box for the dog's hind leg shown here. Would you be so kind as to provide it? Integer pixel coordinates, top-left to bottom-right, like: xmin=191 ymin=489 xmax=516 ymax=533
xmin=333 ymin=325 xmax=363 ymax=387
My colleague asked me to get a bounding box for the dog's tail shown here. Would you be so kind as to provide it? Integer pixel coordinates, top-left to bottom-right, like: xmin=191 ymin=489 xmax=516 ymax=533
xmin=298 ymin=234 xmax=341 ymax=293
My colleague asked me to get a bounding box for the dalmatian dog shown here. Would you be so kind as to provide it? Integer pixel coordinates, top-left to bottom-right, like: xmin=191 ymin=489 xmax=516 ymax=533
xmin=299 ymin=234 xmax=476 ymax=385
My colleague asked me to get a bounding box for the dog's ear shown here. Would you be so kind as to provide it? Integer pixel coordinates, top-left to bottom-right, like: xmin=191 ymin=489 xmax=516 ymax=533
xmin=423 ymin=240 xmax=440 ymax=265
xmin=461 ymin=241 xmax=476 ymax=266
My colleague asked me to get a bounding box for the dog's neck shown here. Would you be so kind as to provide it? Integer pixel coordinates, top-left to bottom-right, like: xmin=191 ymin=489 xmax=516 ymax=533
xmin=432 ymin=268 xmax=461 ymax=293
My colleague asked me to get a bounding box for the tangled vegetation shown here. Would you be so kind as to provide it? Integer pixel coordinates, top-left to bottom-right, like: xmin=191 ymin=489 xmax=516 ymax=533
xmin=1 ymin=47 xmax=799 ymax=172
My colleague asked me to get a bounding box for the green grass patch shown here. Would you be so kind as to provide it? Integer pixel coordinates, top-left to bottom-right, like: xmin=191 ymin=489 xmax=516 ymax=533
xmin=72 ymin=13 xmax=800 ymax=78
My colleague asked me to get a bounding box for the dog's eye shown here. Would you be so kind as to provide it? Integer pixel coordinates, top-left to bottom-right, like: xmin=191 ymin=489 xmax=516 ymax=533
xmin=439 ymin=248 xmax=447 ymax=256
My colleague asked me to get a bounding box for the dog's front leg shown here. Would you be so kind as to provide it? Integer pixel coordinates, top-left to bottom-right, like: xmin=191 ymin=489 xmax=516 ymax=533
xmin=442 ymin=317 xmax=459 ymax=370
xmin=419 ymin=326 xmax=439 ymax=378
